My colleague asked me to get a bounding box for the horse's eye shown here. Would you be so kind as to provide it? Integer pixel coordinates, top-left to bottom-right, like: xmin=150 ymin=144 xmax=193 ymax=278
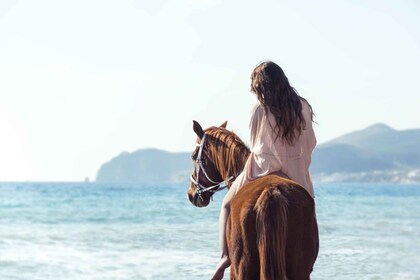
xmin=191 ymin=149 xmax=198 ymax=161
xmin=200 ymin=156 xmax=208 ymax=165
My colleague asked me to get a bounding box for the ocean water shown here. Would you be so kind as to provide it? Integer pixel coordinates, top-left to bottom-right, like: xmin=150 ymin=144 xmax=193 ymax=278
xmin=1 ymin=182 xmax=419 ymax=280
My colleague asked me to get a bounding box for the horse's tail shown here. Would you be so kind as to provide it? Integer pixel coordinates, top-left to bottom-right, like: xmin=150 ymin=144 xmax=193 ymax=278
xmin=255 ymin=186 xmax=288 ymax=280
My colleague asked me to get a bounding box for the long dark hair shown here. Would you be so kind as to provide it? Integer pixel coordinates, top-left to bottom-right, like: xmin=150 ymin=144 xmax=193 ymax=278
xmin=251 ymin=61 xmax=313 ymax=145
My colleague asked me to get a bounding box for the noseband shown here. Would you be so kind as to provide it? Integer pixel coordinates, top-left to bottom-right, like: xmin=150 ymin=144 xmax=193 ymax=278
xmin=190 ymin=134 xmax=235 ymax=200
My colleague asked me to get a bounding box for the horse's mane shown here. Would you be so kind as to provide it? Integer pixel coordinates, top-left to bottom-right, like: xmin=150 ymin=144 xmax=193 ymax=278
xmin=204 ymin=126 xmax=250 ymax=185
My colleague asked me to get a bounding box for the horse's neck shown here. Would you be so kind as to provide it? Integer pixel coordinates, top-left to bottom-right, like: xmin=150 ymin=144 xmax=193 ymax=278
xmin=209 ymin=130 xmax=250 ymax=179
xmin=224 ymin=143 xmax=250 ymax=178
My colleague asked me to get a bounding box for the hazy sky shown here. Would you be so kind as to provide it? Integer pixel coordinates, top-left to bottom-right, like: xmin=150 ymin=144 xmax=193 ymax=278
xmin=1 ymin=0 xmax=419 ymax=181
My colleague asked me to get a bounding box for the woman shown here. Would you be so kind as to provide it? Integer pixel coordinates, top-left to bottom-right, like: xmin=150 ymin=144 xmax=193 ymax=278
xmin=212 ymin=60 xmax=317 ymax=280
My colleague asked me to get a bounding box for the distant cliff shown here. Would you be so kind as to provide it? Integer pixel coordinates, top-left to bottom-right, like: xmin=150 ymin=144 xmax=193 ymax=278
xmin=95 ymin=124 xmax=420 ymax=184
xmin=95 ymin=148 xmax=191 ymax=183
xmin=311 ymin=123 xmax=420 ymax=183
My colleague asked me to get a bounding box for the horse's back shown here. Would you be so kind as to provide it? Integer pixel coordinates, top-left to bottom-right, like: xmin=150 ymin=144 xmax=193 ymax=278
xmin=228 ymin=175 xmax=319 ymax=280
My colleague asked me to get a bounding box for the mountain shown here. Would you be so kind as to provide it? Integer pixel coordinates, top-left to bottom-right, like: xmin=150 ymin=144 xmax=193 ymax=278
xmin=95 ymin=124 xmax=420 ymax=184
xmin=311 ymin=123 xmax=420 ymax=183
xmin=96 ymin=148 xmax=191 ymax=183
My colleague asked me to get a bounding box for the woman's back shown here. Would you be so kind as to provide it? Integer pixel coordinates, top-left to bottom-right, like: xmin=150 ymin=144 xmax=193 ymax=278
xmin=246 ymin=98 xmax=316 ymax=197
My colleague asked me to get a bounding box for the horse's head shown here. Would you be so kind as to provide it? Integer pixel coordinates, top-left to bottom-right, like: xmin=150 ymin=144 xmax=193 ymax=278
xmin=188 ymin=120 xmax=250 ymax=207
xmin=188 ymin=120 xmax=227 ymax=207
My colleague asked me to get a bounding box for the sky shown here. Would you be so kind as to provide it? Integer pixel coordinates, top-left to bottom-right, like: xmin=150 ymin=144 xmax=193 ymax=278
xmin=0 ymin=0 xmax=419 ymax=181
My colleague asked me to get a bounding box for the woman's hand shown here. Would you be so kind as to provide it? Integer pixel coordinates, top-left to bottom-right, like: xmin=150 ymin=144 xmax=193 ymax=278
xmin=211 ymin=255 xmax=231 ymax=280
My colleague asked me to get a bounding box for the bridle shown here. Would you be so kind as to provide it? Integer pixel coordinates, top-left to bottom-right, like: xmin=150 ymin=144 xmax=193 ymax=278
xmin=190 ymin=133 xmax=235 ymax=200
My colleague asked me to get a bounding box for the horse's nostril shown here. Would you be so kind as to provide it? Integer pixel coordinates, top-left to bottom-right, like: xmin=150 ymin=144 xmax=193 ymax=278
xmin=194 ymin=195 xmax=200 ymax=207
xmin=188 ymin=192 xmax=194 ymax=203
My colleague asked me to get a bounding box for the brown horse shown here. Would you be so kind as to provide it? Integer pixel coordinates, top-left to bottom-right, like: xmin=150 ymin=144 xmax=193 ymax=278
xmin=188 ymin=120 xmax=319 ymax=280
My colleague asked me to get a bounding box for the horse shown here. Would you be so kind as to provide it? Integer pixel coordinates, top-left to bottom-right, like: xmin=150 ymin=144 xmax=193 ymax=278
xmin=187 ymin=120 xmax=319 ymax=280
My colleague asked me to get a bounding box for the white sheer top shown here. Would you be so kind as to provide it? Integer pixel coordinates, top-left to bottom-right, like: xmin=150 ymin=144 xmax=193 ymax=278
xmin=234 ymin=98 xmax=316 ymax=198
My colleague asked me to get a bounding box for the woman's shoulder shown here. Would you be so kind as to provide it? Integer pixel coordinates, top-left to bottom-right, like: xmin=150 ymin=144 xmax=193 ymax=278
xmin=299 ymin=97 xmax=313 ymax=116
xmin=251 ymin=102 xmax=263 ymax=112
xmin=249 ymin=103 xmax=266 ymax=132
xmin=299 ymin=96 xmax=311 ymax=109
xmin=250 ymin=102 xmax=265 ymax=117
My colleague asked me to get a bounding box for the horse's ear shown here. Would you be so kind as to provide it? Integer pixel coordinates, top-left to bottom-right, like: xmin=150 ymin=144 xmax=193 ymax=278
xmin=193 ymin=120 xmax=205 ymax=139
xmin=220 ymin=121 xmax=228 ymax=129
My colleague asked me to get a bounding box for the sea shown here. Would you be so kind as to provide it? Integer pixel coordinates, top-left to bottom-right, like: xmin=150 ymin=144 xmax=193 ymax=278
xmin=1 ymin=182 xmax=419 ymax=280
